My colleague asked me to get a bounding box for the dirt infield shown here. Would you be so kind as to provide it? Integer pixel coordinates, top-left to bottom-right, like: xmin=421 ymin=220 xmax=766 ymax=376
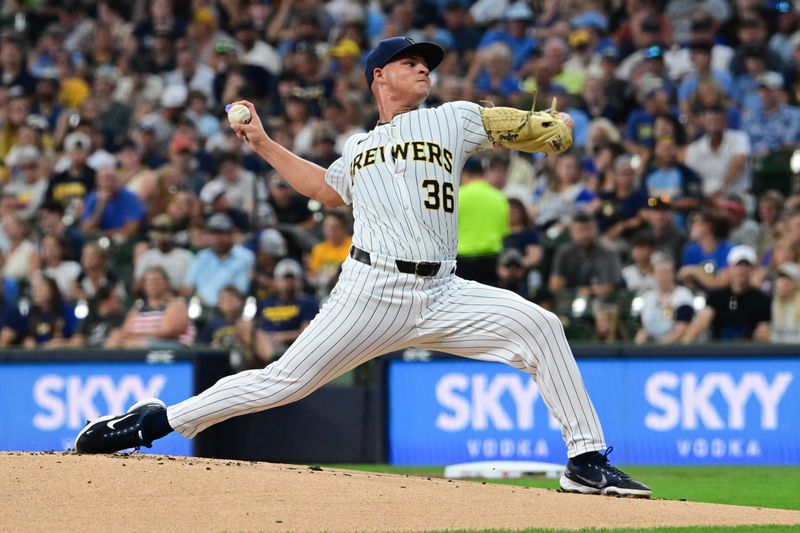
xmin=1 ymin=452 xmax=799 ymax=532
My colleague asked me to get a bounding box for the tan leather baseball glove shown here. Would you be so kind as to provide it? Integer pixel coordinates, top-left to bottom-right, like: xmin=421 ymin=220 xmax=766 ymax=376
xmin=480 ymin=97 xmax=573 ymax=155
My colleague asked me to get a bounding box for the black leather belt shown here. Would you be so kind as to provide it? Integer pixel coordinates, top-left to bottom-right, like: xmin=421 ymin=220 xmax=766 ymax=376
xmin=350 ymin=246 xmax=441 ymax=277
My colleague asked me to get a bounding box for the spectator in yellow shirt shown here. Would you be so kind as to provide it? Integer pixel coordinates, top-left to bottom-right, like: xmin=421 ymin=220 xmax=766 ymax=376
xmin=308 ymin=211 xmax=352 ymax=296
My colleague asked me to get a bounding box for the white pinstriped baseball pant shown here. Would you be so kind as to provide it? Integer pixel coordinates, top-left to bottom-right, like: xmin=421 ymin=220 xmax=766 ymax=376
xmin=167 ymin=254 xmax=607 ymax=458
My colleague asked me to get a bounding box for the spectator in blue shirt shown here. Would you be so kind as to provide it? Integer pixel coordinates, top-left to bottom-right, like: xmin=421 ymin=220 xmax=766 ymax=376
xmin=678 ymin=208 xmax=735 ymax=291
xmin=470 ymin=42 xmax=521 ymax=99
xmin=81 ymin=164 xmax=145 ymax=242
xmin=731 ymin=47 xmax=770 ymax=114
xmin=441 ymin=2 xmax=483 ymax=55
xmin=624 ymin=79 xmax=673 ymax=162
xmin=642 ymin=137 xmax=703 ymax=228
xmin=743 ymin=72 xmax=800 ymax=157
xmin=477 ymin=2 xmax=537 ymax=72
xmin=251 ymin=258 xmax=319 ymax=363
xmin=182 ymin=213 xmax=255 ymax=307
xmin=678 ymin=41 xmax=734 ymax=105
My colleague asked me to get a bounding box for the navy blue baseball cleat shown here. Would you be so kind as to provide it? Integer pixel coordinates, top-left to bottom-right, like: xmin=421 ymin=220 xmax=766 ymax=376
xmin=560 ymin=447 xmax=652 ymax=498
xmin=74 ymin=398 xmax=167 ymax=454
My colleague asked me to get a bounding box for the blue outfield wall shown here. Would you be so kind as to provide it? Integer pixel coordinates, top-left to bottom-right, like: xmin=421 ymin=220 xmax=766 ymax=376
xmin=387 ymin=356 xmax=800 ymax=466
xmin=0 ymin=361 xmax=194 ymax=455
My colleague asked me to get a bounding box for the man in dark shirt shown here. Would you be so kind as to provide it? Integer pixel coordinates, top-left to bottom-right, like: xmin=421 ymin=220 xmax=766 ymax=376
xmin=71 ymin=286 xmax=126 ymax=348
xmin=46 ymin=132 xmax=96 ymax=210
xmin=637 ymin=196 xmax=688 ymax=262
xmin=682 ymin=245 xmax=771 ymax=341
xmin=0 ymin=278 xmax=26 ymax=346
xmin=252 ymin=259 xmax=318 ymax=363
xmin=549 ymin=213 xmax=622 ymax=299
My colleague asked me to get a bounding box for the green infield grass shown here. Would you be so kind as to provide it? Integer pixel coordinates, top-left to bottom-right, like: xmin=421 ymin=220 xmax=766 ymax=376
xmin=325 ymin=465 xmax=800 ymax=533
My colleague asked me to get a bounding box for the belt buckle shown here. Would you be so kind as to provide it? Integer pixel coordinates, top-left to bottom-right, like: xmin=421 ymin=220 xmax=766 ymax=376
xmin=416 ymin=262 xmax=437 ymax=277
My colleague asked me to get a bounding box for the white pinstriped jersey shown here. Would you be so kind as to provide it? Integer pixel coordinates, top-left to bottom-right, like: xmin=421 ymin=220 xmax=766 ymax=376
xmin=168 ymin=103 xmax=608 ymax=462
xmin=324 ymin=101 xmax=491 ymax=262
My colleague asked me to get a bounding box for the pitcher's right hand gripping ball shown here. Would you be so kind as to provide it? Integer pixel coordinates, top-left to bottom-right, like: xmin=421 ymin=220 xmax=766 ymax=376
xmin=480 ymin=96 xmax=573 ymax=155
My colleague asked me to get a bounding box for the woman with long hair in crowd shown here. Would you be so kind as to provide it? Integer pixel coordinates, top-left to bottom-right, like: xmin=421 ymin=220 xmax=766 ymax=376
xmin=70 ymin=242 xmax=122 ymax=301
xmin=30 ymin=233 xmax=81 ymax=300
xmin=106 ymin=267 xmax=194 ymax=348
xmin=23 ymin=273 xmax=75 ymax=348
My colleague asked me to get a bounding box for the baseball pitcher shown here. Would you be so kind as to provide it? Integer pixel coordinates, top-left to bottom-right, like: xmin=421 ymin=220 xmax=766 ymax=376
xmin=76 ymin=37 xmax=651 ymax=498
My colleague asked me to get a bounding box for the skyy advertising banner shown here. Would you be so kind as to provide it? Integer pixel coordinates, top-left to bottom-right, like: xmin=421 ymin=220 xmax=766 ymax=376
xmin=388 ymin=358 xmax=800 ymax=465
xmin=0 ymin=362 xmax=193 ymax=455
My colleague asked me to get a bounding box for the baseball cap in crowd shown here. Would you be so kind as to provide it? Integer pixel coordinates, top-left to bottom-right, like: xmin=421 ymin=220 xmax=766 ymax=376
xmin=330 ymin=39 xmax=361 ymax=59
xmin=757 ymin=71 xmax=784 ymax=90
xmin=364 ymin=36 xmax=444 ymax=87
xmin=206 ymin=213 xmax=234 ymax=232
xmin=570 ymin=11 xmax=609 ymax=32
xmin=148 ymin=214 xmax=174 ymax=240
xmin=688 ymin=40 xmax=713 ymax=54
xmin=641 ymin=17 xmax=661 ymax=33
xmin=644 ymin=45 xmax=665 ymax=60
xmin=505 ymin=2 xmax=534 ymax=21
xmin=691 ymin=16 xmax=714 ymax=32
xmin=637 ymin=75 xmax=665 ymax=102
xmin=719 ymin=194 xmax=746 ymax=217
xmin=170 ymin=135 xmax=194 ymax=154
xmin=274 ymin=258 xmax=304 ymax=279
xmin=24 ymin=114 xmax=49 ymax=132
xmin=499 ymin=248 xmax=524 ymax=268
xmin=462 ymin=158 xmax=483 ymax=174
xmin=569 ymin=29 xmax=591 ymax=49
xmin=727 ymin=245 xmax=757 ymax=266
xmin=777 ymin=262 xmax=800 ymax=284
xmin=5 ymin=145 xmax=40 ymax=167
xmin=646 ymin=196 xmax=673 ymax=210
xmin=137 ymin=116 xmax=159 ymax=133
xmin=258 ymin=228 xmax=288 ymax=257
xmin=64 ymin=131 xmax=92 ymax=152
xmin=600 ymin=47 xmax=620 ymax=62
xmin=161 ymin=85 xmax=188 ymax=108
xmin=200 ymin=180 xmax=228 ymax=205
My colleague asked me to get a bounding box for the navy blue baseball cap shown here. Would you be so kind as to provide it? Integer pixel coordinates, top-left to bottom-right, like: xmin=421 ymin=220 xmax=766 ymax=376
xmin=364 ymin=36 xmax=444 ymax=88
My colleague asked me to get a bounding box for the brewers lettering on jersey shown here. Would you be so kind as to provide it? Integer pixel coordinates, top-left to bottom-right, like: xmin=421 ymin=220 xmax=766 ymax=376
xmin=75 ymin=37 xmax=651 ymax=498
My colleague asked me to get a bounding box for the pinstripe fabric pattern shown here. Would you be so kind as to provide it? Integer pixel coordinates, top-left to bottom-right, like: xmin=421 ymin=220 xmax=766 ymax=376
xmin=166 ymin=100 xmax=607 ymax=458
xmin=324 ymin=101 xmax=492 ymax=262
xmin=168 ymin=260 xmax=606 ymax=457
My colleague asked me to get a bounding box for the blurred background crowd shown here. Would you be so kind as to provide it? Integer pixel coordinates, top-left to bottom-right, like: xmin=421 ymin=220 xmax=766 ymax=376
xmin=0 ymin=0 xmax=798 ymax=366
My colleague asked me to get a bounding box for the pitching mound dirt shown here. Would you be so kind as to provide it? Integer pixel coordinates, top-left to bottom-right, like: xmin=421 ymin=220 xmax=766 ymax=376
xmin=1 ymin=452 xmax=799 ymax=532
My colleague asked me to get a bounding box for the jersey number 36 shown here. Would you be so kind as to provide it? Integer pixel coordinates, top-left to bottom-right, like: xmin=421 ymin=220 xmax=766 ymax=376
xmin=422 ymin=179 xmax=454 ymax=213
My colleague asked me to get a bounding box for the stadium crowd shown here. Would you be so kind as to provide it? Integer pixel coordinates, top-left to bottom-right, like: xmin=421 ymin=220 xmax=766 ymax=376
xmin=0 ymin=0 xmax=798 ymax=366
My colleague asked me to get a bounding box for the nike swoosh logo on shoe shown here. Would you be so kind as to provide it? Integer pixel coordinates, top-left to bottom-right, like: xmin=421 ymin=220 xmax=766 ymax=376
xmin=107 ymin=413 xmax=136 ymax=430
xmin=572 ymin=472 xmax=607 ymax=488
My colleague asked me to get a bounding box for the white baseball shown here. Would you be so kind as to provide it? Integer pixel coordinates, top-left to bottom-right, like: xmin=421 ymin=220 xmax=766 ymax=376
xmin=227 ymin=104 xmax=251 ymax=125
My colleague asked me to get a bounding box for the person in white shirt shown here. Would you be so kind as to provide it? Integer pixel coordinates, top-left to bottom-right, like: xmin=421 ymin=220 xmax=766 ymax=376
xmin=684 ymin=105 xmax=750 ymax=197
xmin=635 ymin=253 xmax=695 ymax=344
xmin=133 ymin=215 xmax=194 ymax=294
xmin=164 ymin=45 xmax=216 ymax=103
xmin=200 ymin=152 xmax=267 ymax=214
xmin=233 ymin=21 xmax=281 ymax=75
xmin=32 ymin=234 xmax=81 ymax=299
xmin=622 ymin=233 xmax=657 ymax=294
xmin=771 ymin=262 xmax=800 ymax=343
